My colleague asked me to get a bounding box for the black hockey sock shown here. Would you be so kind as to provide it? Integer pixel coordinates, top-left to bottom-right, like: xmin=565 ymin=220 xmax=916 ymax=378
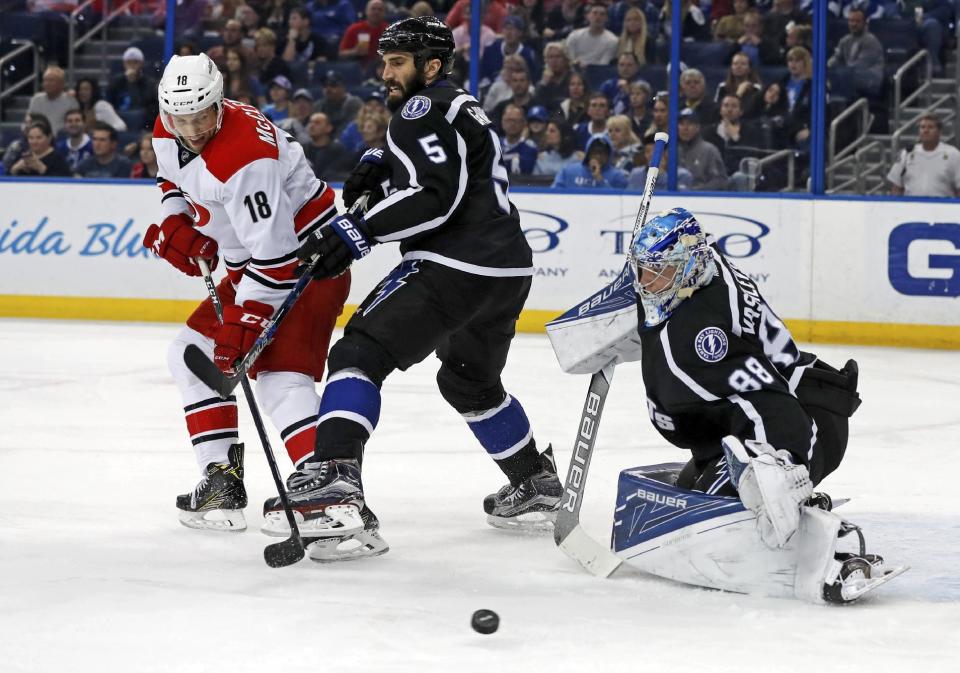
xmin=495 ymin=440 xmax=543 ymax=486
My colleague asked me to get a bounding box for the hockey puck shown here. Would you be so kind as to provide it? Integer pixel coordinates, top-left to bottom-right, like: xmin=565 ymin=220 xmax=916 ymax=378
xmin=471 ymin=609 xmax=499 ymax=634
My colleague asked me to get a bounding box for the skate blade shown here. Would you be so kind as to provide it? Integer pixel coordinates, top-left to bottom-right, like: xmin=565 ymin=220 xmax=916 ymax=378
xmin=178 ymin=509 xmax=247 ymax=532
xmin=260 ymin=504 xmax=364 ymax=538
xmin=307 ymin=530 xmax=390 ymax=563
xmin=841 ymin=565 xmax=910 ymax=602
xmin=486 ymin=509 xmax=557 ymax=533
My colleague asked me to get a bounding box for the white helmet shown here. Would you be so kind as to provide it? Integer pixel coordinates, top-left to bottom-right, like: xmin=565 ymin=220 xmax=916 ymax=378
xmin=157 ymin=54 xmax=224 ymax=138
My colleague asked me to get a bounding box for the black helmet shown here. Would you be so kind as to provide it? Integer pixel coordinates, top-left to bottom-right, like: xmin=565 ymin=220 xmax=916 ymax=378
xmin=377 ymin=16 xmax=455 ymax=75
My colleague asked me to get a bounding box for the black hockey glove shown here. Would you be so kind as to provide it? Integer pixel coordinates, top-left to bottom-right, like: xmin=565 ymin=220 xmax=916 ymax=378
xmin=297 ymin=212 xmax=374 ymax=279
xmin=343 ymin=148 xmax=389 ymax=210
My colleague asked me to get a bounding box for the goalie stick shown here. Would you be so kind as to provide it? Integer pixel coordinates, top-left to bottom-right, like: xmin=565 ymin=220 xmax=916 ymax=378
xmin=198 ymin=258 xmax=305 ymax=568
xmin=184 ymin=193 xmax=370 ymax=398
xmin=553 ymin=132 xmax=668 ymax=577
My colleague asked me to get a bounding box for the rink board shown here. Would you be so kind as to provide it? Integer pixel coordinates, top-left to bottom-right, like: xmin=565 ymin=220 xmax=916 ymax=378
xmin=0 ymin=180 xmax=957 ymax=349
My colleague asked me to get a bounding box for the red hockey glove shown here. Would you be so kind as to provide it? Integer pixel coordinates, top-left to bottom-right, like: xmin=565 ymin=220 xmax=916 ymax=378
xmin=213 ymin=300 xmax=274 ymax=372
xmin=143 ymin=213 xmax=219 ymax=277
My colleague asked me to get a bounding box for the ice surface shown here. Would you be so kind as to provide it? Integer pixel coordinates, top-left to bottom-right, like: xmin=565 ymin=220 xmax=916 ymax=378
xmin=0 ymin=319 xmax=957 ymax=673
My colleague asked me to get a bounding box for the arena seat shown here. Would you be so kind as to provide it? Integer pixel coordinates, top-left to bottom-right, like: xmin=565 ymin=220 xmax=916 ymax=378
xmin=584 ymin=64 xmax=616 ymax=91
xmin=119 ymin=108 xmax=146 ymax=132
xmin=312 ymin=60 xmax=365 ymax=87
xmin=680 ymin=40 xmax=735 ymax=68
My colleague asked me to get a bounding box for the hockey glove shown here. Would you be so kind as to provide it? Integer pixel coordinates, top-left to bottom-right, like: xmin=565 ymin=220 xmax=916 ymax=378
xmin=213 ymin=300 xmax=274 ymax=373
xmin=143 ymin=213 xmax=218 ymax=277
xmin=343 ymin=147 xmax=389 ymax=210
xmin=297 ymin=212 xmax=373 ymax=279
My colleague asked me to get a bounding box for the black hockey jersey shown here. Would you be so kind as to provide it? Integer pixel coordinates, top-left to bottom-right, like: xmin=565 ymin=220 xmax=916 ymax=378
xmin=639 ymin=247 xmax=818 ymax=466
xmin=362 ymin=80 xmax=533 ymax=276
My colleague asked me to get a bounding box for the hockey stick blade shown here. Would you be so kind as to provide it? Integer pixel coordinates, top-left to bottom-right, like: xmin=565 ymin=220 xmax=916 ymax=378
xmin=554 ymin=365 xmax=623 ymax=577
xmin=184 ymin=343 xmax=240 ymax=397
xmin=264 ymin=534 xmax=306 ymax=568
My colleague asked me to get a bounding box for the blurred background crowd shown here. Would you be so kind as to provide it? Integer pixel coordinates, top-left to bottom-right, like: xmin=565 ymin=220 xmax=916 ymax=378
xmin=0 ymin=0 xmax=957 ymax=196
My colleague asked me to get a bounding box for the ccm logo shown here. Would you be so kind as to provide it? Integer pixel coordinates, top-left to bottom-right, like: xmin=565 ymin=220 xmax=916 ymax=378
xmin=240 ymin=314 xmax=269 ymax=327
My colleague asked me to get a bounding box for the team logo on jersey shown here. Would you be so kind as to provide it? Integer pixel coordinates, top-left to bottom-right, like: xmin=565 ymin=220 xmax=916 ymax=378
xmin=694 ymin=327 xmax=728 ymax=362
xmin=401 ymin=96 xmax=431 ymax=120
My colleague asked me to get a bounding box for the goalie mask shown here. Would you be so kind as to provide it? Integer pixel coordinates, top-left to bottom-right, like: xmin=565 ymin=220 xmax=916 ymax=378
xmin=157 ymin=54 xmax=224 ymax=150
xmin=630 ymin=208 xmax=716 ymax=327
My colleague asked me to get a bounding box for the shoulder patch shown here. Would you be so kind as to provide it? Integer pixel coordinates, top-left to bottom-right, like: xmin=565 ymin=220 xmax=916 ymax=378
xmin=694 ymin=327 xmax=728 ymax=363
xmin=401 ymin=95 xmax=432 ymax=120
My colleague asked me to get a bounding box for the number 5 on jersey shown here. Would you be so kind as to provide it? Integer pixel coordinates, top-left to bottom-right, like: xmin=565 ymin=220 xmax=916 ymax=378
xmin=419 ymin=134 xmax=447 ymax=164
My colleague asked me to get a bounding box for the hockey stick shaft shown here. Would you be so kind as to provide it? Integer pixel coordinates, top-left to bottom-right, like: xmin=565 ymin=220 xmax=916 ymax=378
xmin=198 ymin=259 xmax=305 ymax=568
xmin=185 ymin=193 xmax=370 ymax=398
xmin=553 ymin=133 xmax=668 ymax=577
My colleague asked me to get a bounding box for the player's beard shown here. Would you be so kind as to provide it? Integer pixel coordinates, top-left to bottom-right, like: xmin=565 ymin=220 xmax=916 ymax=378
xmin=385 ymin=68 xmax=428 ymax=112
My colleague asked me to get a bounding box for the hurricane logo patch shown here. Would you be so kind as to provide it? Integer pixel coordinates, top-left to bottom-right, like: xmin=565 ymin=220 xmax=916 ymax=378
xmin=695 ymin=327 xmax=728 ymax=362
xmin=401 ymin=95 xmax=431 ymax=120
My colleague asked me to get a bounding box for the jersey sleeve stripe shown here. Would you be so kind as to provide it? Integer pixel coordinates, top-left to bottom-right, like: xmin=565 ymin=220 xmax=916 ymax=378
xmin=659 ymin=325 xmax=720 ymax=402
xmin=728 ymin=393 xmax=768 ymax=443
xmin=713 ymin=249 xmax=742 ymax=338
xmin=161 ymin=191 xmax=184 ymax=203
xmin=371 ymin=131 xmax=469 ymax=243
xmin=445 ymin=93 xmax=476 ymax=124
xmin=401 ymin=250 xmax=533 ymax=277
xmin=249 ymin=251 xmax=298 ymax=267
xmin=243 ymin=267 xmax=298 ymax=290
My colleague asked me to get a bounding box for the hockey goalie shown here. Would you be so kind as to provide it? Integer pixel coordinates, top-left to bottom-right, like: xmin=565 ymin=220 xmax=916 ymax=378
xmin=548 ymin=208 xmax=907 ymax=604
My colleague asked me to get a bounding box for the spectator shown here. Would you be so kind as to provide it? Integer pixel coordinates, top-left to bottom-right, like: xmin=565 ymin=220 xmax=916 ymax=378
xmin=827 ymin=8 xmax=884 ymax=98
xmin=703 ymin=94 xmax=764 ymax=178
xmin=677 ymin=108 xmax=728 ymax=191
xmin=780 ymin=46 xmax=813 ymax=147
xmin=606 ymin=114 xmax=642 ymax=171
xmin=237 ymin=3 xmax=262 ymax=38
xmin=716 ymin=52 xmax=763 ymax=118
xmin=628 ymin=134 xmax=694 ymax=191
xmin=500 ymin=104 xmax=539 ymax=175
xmin=130 ymin=132 xmax=159 ymax=179
xmin=600 ymin=52 xmax=643 ymax=115
xmin=574 ymin=92 xmax=612 ymax=150
xmin=208 ymin=19 xmax=257 ymax=70
xmin=176 ymin=41 xmax=200 ymax=56
xmin=479 ymin=15 xmax=539 ymax=89
xmin=492 ymin=68 xmax=536 ymax=131
xmin=3 ymin=114 xmax=51 ymax=174
xmin=318 ymin=71 xmax=363 ymax=135
xmin=302 ymin=112 xmax=350 ymax=180
xmin=552 ymin=133 xmax=629 ymax=188
xmin=535 ymin=42 xmax=573 ymax=111
xmin=887 ymin=114 xmax=960 ymax=197
xmin=279 ymin=88 xmax=316 ymax=144
xmin=617 ymin=6 xmax=648 ymax=66
xmin=211 ymin=0 xmax=248 ymax=30
xmin=534 ymin=118 xmax=581 ymax=175
xmin=445 ymin=0 xmax=507 ymax=32
xmin=407 ymin=1 xmax=433 ymax=18
xmin=8 ymin=122 xmax=71 ymax=177
xmin=544 ymin=0 xmax=587 ymax=41
xmin=308 ymin=0 xmax=356 ymax=44
xmin=908 ymin=0 xmax=952 ymax=76
xmin=737 ymin=10 xmax=763 ymax=66
xmin=757 ymin=82 xmax=789 ymax=149
xmin=559 ymin=70 xmax=591 ymax=125
xmin=714 ymin=0 xmax=752 ymax=41
xmin=55 ymin=109 xmax=93 ymax=172
xmin=339 ymin=0 xmax=388 ymax=68
xmin=681 ymin=69 xmax=719 ymax=126
xmin=263 ymin=75 xmax=293 ymax=122
xmin=254 ymin=27 xmax=294 ymax=87
xmin=452 ymin=16 xmax=498 ymax=66
xmin=513 ymin=0 xmax=547 ymax=46
xmin=282 ymin=6 xmax=327 ymax=65
xmin=26 ymin=66 xmax=78 ymax=137
xmin=785 ymin=22 xmax=812 ymax=52
xmin=75 ymin=123 xmax=133 ymax=178
xmin=106 ymin=47 xmax=159 ymax=126
xmin=223 ymin=46 xmax=267 ymax=107
xmin=483 ymin=55 xmax=529 ymax=113
xmin=153 ymin=0 xmax=207 ymax=41
xmin=339 ymin=89 xmax=388 ymax=152
xmin=344 ymin=109 xmax=389 ymax=165
xmin=646 ymin=93 xmax=669 ymax=137
xmin=760 ymin=0 xmax=807 ymax=65
xmin=566 ymin=3 xmax=619 ymax=67
xmin=526 ymin=105 xmax=550 ymax=146
xmin=74 ymin=78 xmax=127 ymax=133
xmin=659 ymin=0 xmax=710 ymax=43
xmin=261 ymin=0 xmax=293 ymax=35
xmin=626 ymin=80 xmax=652 ymax=137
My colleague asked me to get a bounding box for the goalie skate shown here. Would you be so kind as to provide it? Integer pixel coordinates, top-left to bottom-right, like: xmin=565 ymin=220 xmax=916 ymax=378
xmin=176 ymin=443 xmax=247 ymax=532
xmin=484 ymin=446 xmax=562 ymax=532
xmin=306 ymin=505 xmax=390 ymax=563
xmin=823 ymin=523 xmax=910 ymax=603
xmin=261 ymin=458 xmax=365 ymax=538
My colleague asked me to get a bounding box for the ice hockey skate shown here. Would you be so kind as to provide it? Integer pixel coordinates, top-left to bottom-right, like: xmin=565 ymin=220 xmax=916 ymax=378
xmin=176 ymin=443 xmax=247 ymax=531
xmin=306 ymin=504 xmax=390 ymax=563
xmin=261 ymin=458 xmax=366 ymax=539
xmin=822 ymin=523 xmax=910 ymax=604
xmin=484 ymin=446 xmax=563 ymax=531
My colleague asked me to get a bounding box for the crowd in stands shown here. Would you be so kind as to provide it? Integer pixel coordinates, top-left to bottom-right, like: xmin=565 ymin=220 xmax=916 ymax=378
xmin=0 ymin=0 xmax=956 ymax=195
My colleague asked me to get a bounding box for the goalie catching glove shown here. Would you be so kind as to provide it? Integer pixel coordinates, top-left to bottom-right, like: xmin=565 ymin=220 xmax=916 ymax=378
xmin=143 ymin=213 xmax=219 ymax=277
xmin=213 ymin=300 xmax=274 ymax=373
xmin=297 ymin=212 xmax=374 ymax=279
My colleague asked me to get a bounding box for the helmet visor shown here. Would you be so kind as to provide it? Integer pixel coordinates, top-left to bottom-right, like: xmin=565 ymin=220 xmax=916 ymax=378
xmin=164 ymin=106 xmax=218 ymax=142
